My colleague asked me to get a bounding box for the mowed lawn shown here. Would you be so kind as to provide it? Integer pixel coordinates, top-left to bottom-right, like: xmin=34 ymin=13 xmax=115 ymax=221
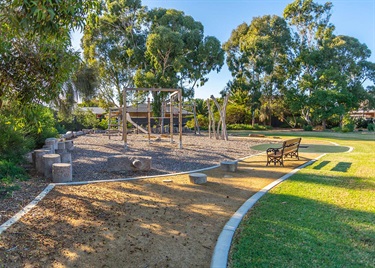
xmin=228 ymin=131 xmax=375 ymax=268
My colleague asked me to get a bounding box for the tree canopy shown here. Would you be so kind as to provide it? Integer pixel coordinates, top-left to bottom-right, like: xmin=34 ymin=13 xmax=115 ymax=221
xmin=223 ymin=0 xmax=374 ymax=128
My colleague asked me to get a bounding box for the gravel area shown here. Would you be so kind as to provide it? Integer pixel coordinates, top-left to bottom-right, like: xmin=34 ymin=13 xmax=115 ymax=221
xmin=71 ymin=133 xmax=269 ymax=181
xmin=0 ymin=133 xmax=271 ymax=226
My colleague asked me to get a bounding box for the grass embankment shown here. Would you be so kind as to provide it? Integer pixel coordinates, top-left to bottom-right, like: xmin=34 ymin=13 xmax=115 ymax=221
xmin=229 ymin=131 xmax=375 ymax=267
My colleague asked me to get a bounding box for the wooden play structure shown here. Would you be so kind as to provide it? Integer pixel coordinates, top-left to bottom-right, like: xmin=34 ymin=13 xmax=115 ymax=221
xmin=121 ymin=88 xmax=183 ymax=149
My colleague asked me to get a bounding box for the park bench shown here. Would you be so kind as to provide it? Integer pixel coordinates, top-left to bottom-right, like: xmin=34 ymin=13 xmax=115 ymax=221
xmin=266 ymin=137 xmax=302 ymax=166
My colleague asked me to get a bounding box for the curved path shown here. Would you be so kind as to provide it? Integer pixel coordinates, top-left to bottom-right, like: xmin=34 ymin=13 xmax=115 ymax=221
xmin=0 ymin=148 xmax=341 ymax=267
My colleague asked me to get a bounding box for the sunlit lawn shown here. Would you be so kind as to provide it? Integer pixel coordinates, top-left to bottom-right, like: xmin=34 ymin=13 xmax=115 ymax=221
xmin=228 ymin=131 xmax=375 ymax=267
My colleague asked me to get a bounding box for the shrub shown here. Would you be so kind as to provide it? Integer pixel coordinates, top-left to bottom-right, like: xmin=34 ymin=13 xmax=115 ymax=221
xmin=0 ymin=117 xmax=33 ymax=163
xmin=354 ymin=117 xmax=369 ymax=129
xmin=98 ymin=118 xmax=109 ymax=130
xmin=368 ymin=123 xmax=374 ymax=131
xmin=342 ymin=123 xmax=355 ymax=133
xmin=0 ymin=160 xmax=29 ymax=198
xmin=227 ymin=124 xmax=271 ymax=130
xmin=303 ymin=125 xmax=313 ymax=131
xmin=226 ymin=104 xmax=248 ymax=124
xmin=185 ymin=115 xmax=209 ymax=129
xmin=332 ymin=126 xmax=341 ymax=132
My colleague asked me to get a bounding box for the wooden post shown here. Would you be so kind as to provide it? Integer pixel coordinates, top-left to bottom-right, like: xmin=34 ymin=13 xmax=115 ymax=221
xmin=193 ymin=101 xmax=200 ymax=135
xmin=170 ymin=95 xmax=173 ymax=143
xmin=123 ymin=88 xmax=127 ymax=149
xmin=178 ymin=90 xmax=182 ymax=149
xmin=148 ymin=96 xmax=151 ymax=145
xmin=207 ymin=99 xmax=211 ymax=138
xmin=211 ymin=94 xmax=230 ymax=141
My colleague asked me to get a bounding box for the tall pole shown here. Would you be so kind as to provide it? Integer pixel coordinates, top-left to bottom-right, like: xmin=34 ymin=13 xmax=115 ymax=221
xmin=123 ymin=88 xmax=127 ymax=150
xmin=148 ymin=96 xmax=151 ymax=145
xmin=178 ymin=90 xmax=182 ymax=149
xmin=170 ymin=95 xmax=173 ymax=143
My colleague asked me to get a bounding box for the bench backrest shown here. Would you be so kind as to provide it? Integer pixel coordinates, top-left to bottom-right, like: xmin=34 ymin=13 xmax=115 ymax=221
xmin=282 ymin=138 xmax=301 ymax=153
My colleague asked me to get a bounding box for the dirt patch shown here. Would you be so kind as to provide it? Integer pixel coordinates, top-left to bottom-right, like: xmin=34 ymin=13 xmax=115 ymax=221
xmin=0 ymin=152 xmax=320 ymax=267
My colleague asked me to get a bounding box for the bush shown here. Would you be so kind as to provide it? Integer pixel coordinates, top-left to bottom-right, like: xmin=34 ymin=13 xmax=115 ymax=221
xmin=74 ymin=109 xmax=99 ymax=129
xmin=0 ymin=117 xmax=33 ymax=163
xmin=303 ymin=125 xmax=313 ymax=131
xmin=342 ymin=123 xmax=355 ymax=133
xmin=0 ymin=160 xmax=29 ymax=198
xmin=368 ymin=123 xmax=374 ymax=131
xmin=227 ymin=124 xmax=271 ymax=130
xmin=226 ymin=104 xmax=249 ymax=124
xmin=186 ymin=114 xmax=209 ymax=129
xmin=22 ymin=105 xmax=59 ymax=148
xmin=98 ymin=118 xmax=109 ymax=130
xmin=332 ymin=126 xmax=341 ymax=132
xmin=354 ymin=117 xmax=369 ymax=129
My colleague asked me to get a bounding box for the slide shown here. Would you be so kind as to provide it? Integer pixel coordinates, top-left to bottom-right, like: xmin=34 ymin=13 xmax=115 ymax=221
xmin=126 ymin=113 xmax=148 ymax=134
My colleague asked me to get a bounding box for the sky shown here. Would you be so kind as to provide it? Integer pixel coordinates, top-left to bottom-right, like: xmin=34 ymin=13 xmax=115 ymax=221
xmin=71 ymin=0 xmax=375 ymax=100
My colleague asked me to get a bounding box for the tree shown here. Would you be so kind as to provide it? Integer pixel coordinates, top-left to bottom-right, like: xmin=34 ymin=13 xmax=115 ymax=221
xmin=223 ymin=15 xmax=292 ymax=126
xmin=135 ymin=8 xmax=224 ymax=116
xmin=283 ymin=0 xmax=335 ymax=125
xmin=82 ymin=0 xmax=147 ymax=106
xmin=54 ymin=64 xmax=99 ymax=121
xmin=0 ymin=0 xmax=101 ymax=109
xmin=312 ymin=35 xmax=375 ymax=127
xmin=284 ymin=0 xmax=374 ymax=128
xmin=2 ymin=0 xmax=100 ymax=37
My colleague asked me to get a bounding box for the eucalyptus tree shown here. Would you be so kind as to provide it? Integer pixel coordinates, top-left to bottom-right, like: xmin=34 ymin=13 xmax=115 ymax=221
xmin=0 ymin=0 xmax=100 ymax=109
xmin=284 ymin=0 xmax=374 ymax=128
xmin=82 ymin=0 xmax=147 ymax=106
xmin=313 ymin=35 xmax=375 ymax=127
xmin=134 ymin=8 xmax=224 ymax=116
xmin=284 ymin=0 xmax=335 ymax=125
xmin=223 ymin=15 xmax=292 ymax=125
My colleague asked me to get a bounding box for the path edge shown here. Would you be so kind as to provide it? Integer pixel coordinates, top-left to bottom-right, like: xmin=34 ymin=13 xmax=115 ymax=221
xmin=210 ymin=153 xmax=326 ymax=268
xmin=0 ymin=184 xmax=55 ymax=235
xmin=0 ymin=153 xmax=264 ymax=235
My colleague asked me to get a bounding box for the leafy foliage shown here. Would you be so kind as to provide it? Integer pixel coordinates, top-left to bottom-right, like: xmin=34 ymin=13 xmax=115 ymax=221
xmin=222 ymin=0 xmax=374 ymax=128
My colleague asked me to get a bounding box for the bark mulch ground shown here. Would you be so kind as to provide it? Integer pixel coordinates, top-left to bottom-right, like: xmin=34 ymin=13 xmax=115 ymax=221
xmin=0 ymin=152 xmax=320 ymax=268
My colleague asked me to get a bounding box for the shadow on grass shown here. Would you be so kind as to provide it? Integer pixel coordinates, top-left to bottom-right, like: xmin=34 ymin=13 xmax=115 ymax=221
xmin=230 ymin=192 xmax=375 ymax=268
xmin=331 ymin=162 xmax=352 ymax=172
xmin=313 ymin=161 xmax=330 ymax=170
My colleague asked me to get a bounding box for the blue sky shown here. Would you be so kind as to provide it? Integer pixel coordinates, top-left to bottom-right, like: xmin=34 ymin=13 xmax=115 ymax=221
xmin=72 ymin=0 xmax=375 ymax=99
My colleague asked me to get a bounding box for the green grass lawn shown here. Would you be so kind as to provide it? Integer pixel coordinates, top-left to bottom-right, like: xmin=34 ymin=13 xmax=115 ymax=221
xmin=229 ymin=131 xmax=375 ymax=268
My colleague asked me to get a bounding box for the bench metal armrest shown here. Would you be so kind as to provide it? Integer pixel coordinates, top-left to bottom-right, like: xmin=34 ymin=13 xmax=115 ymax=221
xmin=266 ymin=148 xmax=280 ymax=154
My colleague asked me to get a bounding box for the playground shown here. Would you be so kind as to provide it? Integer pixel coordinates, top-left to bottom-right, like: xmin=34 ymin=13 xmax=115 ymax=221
xmin=0 ymin=132 xmax=343 ymax=267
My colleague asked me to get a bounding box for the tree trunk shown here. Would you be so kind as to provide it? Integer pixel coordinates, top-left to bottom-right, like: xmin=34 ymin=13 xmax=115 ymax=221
xmin=322 ymin=119 xmax=326 ymax=130
xmin=206 ymin=99 xmax=215 ymax=139
xmin=193 ymin=102 xmax=200 ymax=135
xmin=211 ymin=94 xmax=230 ymax=141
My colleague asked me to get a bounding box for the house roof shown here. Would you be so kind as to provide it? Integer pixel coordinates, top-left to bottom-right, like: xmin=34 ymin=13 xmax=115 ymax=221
xmin=79 ymin=107 xmax=106 ymax=115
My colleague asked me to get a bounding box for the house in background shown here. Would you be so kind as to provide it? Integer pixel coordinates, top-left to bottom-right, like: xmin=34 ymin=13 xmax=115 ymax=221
xmin=79 ymin=107 xmax=107 ymax=119
xmin=350 ymin=109 xmax=375 ymax=119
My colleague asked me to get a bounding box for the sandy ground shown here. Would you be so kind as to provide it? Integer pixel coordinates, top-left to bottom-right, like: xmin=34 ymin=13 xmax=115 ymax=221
xmin=0 ymin=142 xmax=320 ymax=268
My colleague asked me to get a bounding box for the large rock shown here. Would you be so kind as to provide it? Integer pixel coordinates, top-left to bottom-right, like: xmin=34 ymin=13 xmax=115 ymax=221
xmin=107 ymin=155 xmax=152 ymax=172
